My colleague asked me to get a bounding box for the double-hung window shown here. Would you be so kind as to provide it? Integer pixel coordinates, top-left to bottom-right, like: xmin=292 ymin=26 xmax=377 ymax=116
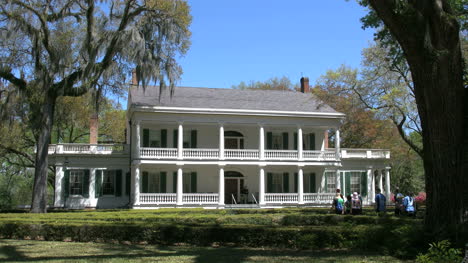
xmin=325 ymin=172 xmax=336 ymax=193
xmin=102 ymin=170 xmax=116 ymax=195
xmin=70 ymin=170 xmax=84 ymax=195
xmin=350 ymin=172 xmax=361 ymax=193
xmin=272 ymin=133 xmax=283 ymax=150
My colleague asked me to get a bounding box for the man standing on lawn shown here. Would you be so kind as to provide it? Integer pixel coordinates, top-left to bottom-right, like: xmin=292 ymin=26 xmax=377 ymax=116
xmin=375 ymin=188 xmax=386 ymax=213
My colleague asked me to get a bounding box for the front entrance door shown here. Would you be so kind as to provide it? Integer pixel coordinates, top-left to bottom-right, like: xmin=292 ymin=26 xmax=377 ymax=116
xmin=225 ymin=179 xmax=238 ymax=204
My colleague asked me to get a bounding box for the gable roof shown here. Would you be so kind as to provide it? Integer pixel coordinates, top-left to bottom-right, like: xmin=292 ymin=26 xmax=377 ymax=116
xmin=128 ymin=86 xmax=342 ymax=114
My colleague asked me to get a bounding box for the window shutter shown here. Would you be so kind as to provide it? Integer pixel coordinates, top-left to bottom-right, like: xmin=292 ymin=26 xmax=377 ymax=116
xmin=125 ymin=172 xmax=131 ymax=196
xmin=361 ymin=172 xmax=368 ymax=196
xmin=160 ymin=172 xmax=167 ymax=193
xmin=173 ymin=172 xmax=177 ymax=193
xmin=282 ymin=132 xmax=289 ymax=150
xmin=267 ymin=173 xmax=273 ymax=193
xmin=173 ymin=129 xmax=178 ymax=147
xmin=340 ymin=172 xmax=344 ymax=195
xmin=83 ymin=170 xmax=90 ymax=198
xmin=283 ymin=173 xmax=289 ymax=193
xmin=240 ymin=139 xmax=244 ymax=149
xmin=142 ymin=172 xmax=149 ymax=193
xmin=310 ymin=173 xmax=316 ymax=193
xmin=294 ymin=173 xmax=298 ymax=193
xmin=309 ymin=133 xmax=315 ymax=150
xmin=191 ymin=130 xmax=197 ymax=148
xmin=266 ymin=132 xmax=273 ymax=149
xmin=95 ymin=170 xmax=102 ymax=198
xmin=161 ymin=129 xmax=167 ymax=148
xmin=143 ymin=129 xmax=149 ymax=147
xmin=294 ymin=133 xmax=298 ymax=150
xmin=115 ymin=170 xmax=122 ymax=196
xmin=191 ymin=172 xmax=197 ymax=193
xmin=64 ymin=170 xmax=70 ymax=199
xmin=345 ymin=172 xmax=351 ymax=196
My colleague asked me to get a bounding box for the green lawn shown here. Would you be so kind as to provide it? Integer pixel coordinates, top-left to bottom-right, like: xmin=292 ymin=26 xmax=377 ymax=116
xmin=0 ymin=239 xmax=413 ymax=263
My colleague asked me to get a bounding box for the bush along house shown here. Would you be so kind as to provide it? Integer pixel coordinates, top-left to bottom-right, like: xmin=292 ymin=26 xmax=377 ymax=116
xmin=48 ymin=76 xmax=391 ymax=209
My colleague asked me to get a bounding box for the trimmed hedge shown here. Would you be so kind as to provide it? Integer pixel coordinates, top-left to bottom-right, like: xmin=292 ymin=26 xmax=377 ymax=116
xmin=0 ymin=222 xmax=425 ymax=256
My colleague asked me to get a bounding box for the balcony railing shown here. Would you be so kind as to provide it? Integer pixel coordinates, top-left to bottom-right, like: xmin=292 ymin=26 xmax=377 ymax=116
xmin=140 ymin=148 xmax=177 ymax=158
xmin=183 ymin=148 xmax=219 ymax=159
xmin=265 ymin=150 xmax=298 ymax=160
xmin=140 ymin=193 xmax=176 ymax=204
xmin=48 ymin=144 xmax=129 ymax=155
xmin=264 ymin=193 xmax=298 ymax=203
xmin=341 ymin=149 xmax=390 ymax=159
xmin=225 ymin=149 xmax=259 ymax=160
xmin=303 ymin=150 xmax=337 ymax=161
xmin=182 ymin=193 xmax=219 ymax=204
xmin=303 ymin=193 xmax=335 ymax=204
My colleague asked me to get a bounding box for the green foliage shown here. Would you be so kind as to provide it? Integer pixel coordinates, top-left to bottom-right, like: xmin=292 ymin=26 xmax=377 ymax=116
xmin=416 ymin=240 xmax=463 ymax=263
xmin=231 ymin=76 xmax=299 ymax=91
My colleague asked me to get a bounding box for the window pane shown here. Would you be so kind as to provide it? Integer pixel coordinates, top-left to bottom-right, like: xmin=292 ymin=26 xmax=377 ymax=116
xmin=272 ymin=134 xmax=282 ymax=150
xmin=326 ymin=172 xmax=336 ymax=193
xmin=183 ymin=173 xmax=191 ymax=193
xmin=70 ymin=171 xmax=84 ymax=195
xmin=102 ymin=171 xmax=115 ymax=195
xmin=148 ymin=173 xmax=160 ymax=193
xmin=272 ymin=173 xmax=282 ymax=193
xmin=149 ymin=130 xmax=161 ymax=147
xmin=304 ymin=174 xmax=310 ymax=193
xmin=183 ymin=131 xmax=191 ymax=148
xmin=350 ymin=172 xmax=361 ymax=193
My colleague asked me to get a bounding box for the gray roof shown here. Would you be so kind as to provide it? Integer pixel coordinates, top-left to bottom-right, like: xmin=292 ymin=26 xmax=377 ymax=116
xmin=129 ymin=86 xmax=341 ymax=114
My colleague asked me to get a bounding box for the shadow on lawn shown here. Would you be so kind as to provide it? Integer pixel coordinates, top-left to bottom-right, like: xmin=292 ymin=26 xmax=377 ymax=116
xmin=0 ymin=240 xmax=390 ymax=263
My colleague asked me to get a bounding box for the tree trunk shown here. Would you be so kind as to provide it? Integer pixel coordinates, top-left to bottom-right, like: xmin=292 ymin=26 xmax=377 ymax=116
xmin=31 ymin=94 xmax=56 ymax=213
xmin=368 ymin=0 xmax=468 ymax=240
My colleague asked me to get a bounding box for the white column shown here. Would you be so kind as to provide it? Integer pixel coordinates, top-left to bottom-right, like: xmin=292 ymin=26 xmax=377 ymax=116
xmin=54 ymin=166 xmax=64 ymax=207
xmin=132 ymin=164 xmax=140 ymax=206
xmin=298 ymin=168 xmax=304 ymax=204
xmin=335 ymin=170 xmax=341 ymax=192
xmin=218 ymin=166 xmax=225 ymax=205
xmin=335 ymin=129 xmax=341 ymax=159
xmin=176 ymin=166 xmax=183 ymax=205
xmin=298 ymin=126 xmax=303 ymax=160
xmin=371 ymin=170 xmax=376 ymax=202
xmin=177 ymin=122 xmax=183 ymax=160
xmin=367 ymin=168 xmax=373 ymax=204
xmin=219 ymin=124 xmax=224 ymax=160
xmin=259 ymin=167 xmax=265 ymax=205
xmin=89 ymin=168 xmax=96 ymax=203
xmin=378 ymin=169 xmax=384 ymax=192
xmin=385 ymin=168 xmax=391 ymax=198
xmin=133 ymin=121 xmax=141 ymax=159
xmin=259 ymin=125 xmax=265 ymax=160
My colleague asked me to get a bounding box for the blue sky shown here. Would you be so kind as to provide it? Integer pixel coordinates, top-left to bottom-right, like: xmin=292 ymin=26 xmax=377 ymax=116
xmin=177 ymin=0 xmax=375 ymax=89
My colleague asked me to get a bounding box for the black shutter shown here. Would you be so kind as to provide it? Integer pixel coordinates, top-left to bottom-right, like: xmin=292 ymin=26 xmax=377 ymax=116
xmin=115 ymin=170 xmax=122 ymax=196
xmin=309 ymin=133 xmax=315 ymax=150
xmin=266 ymin=132 xmax=273 ymax=149
xmin=173 ymin=172 xmax=177 ymax=193
xmin=161 ymin=129 xmax=167 ymax=148
xmin=294 ymin=133 xmax=298 ymax=150
xmin=160 ymin=172 xmax=167 ymax=193
xmin=294 ymin=173 xmax=298 ymax=192
xmin=125 ymin=172 xmax=131 ymax=196
xmin=191 ymin=172 xmax=197 ymax=193
xmin=142 ymin=172 xmax=149 ymax=193
xmin=64 ymin=170 xmax=70 ymax=199
xmin=267 ymin=173 xmax=273 ymax=193
xmin=143 ymin=129 xmax=149 ymax=147
xmin=283 ymin=173 xmax=289 ymax=193
xmin=282 ymin=132 xmax=289 ymax=150
xmin=191 ymin=130 xmax=197 ymax=148
xmin=95 ymin=170 xmax=102 ymax=198
xmin=82 ymin=170 xmax=90 ymax=198
xmin=173 ymin=129 xmax=178 ymax=147
xmin=310 ymin=173 xmax=316 ymax=193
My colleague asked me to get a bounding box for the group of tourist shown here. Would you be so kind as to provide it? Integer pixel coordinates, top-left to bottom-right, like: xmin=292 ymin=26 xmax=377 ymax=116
xmin=331 ymin=187 xmax=417 ymax=217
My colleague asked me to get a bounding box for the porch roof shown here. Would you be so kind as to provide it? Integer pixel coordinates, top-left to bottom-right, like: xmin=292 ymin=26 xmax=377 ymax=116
xmin=128 ymin=86 xmax=342 ymax=114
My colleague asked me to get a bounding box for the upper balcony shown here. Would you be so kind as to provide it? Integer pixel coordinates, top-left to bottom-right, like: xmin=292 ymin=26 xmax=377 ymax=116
xmin=48 ymin=144 xmax=390 ymax=162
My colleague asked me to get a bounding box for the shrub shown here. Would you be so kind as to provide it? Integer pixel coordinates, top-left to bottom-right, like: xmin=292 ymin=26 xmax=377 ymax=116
xmin=416 ymin=240 xmax=463 ymax=263
xmin=415 ymin=192 xmax=426 ymax=205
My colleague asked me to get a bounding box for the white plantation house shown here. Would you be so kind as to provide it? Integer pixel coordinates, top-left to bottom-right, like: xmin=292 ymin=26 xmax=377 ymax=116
xmin=49 ymin=77 xmax=391 ymax=209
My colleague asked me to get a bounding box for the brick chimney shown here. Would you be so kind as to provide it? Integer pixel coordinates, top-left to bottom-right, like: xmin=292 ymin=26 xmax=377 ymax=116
xmin=89 ymin=114 xmax=98 ymax=144
xmin=300 ymin=77 xmax=309 ymax=93
xmin=132 ymin=70 xmax=138 ymax=86
xmin=324 ymin=130 xmax=329 ymax=149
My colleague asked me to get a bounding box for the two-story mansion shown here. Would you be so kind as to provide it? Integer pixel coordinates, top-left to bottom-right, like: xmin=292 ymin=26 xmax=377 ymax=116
xmin=49 ymin=77 xmax=391 ymax=209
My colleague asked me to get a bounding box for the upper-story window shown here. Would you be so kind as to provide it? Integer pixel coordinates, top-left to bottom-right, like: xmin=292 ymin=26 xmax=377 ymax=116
xmin=173 ymin=129 xmax=197 ymax=148
xmin=143 ymin=129 xmax=167 ymax=148
xmin=266 ymin=132 xmax=289 ymax=150
xmin=293 ymin=133 xmax=316 ymax=150
xmin=224 ymin=131 xmax=244 ymax=149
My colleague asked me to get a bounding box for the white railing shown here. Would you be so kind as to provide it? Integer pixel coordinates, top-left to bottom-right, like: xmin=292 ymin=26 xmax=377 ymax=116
xmin=48 ymin=144 xmax=129 ymax=155
xmin=264 ymin=193 xmax=298 ymax=203
xmin=140 ymin=193 xmax=176 ymax=204
xmin=265 ymin=150 xmax=298 ymax=160
xmin=341 ymin=149 xmax=390 ymax=159
xmin=182 ymin=193 xmax=219 ymax=204
xmin=303 ymin=150 xmax=337 ymax=161
xmin=224 ymin=149 xmax=259 ymax=160
xmin=183 ymin=148 xmax=219 ymax=159
xmin=140 ymin=148 xmax=177 ymax=158
xmin=63 ymin=144 xmax=91 ymax=153
xmin=48 ymin=145 xmax=57 ymax=154
xmin=303 ymin=193 xmax=336 ymax=204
